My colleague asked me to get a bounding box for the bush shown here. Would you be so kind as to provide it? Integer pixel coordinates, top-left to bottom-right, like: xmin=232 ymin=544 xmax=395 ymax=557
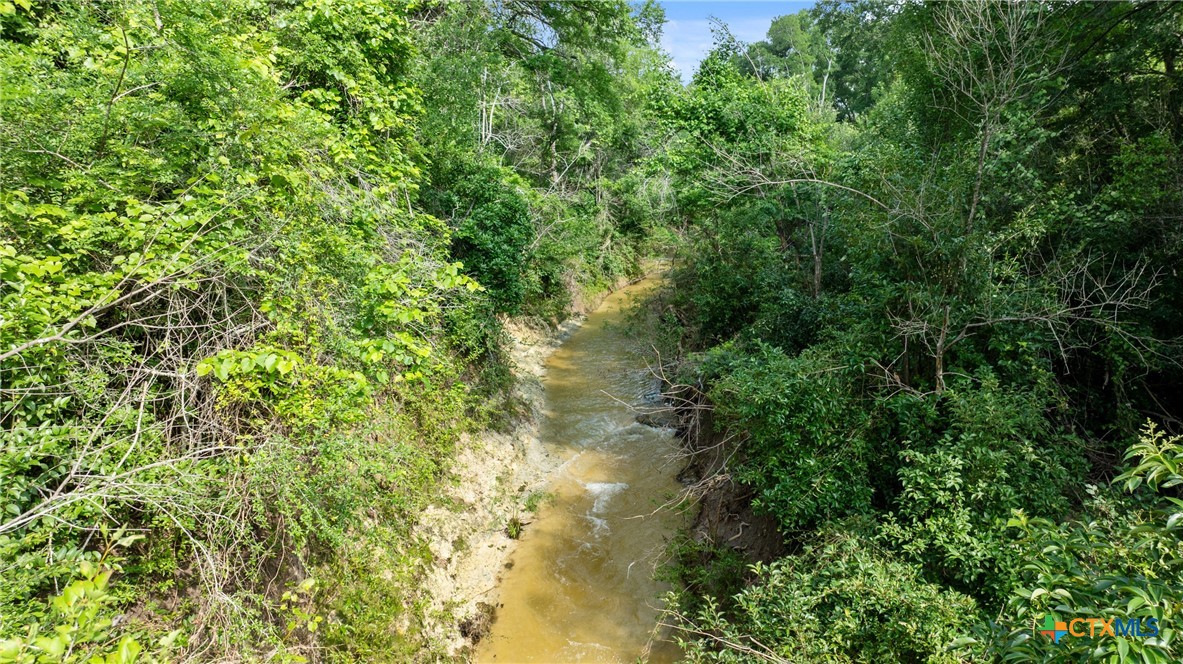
xmin=0 ymin=0 xmax=485 ymax=656
xmin=973 ymin=422 xmax=1183 ymax=663
xmin=707 ymin=343 xmax=873 ymax=532
xmin=422 ymin=160 xmax=534 ymax=314
xmin=879 ymin=376 xmax=1084 ymax=601
xmin=671 ymin=530 xmax=980 ymax=663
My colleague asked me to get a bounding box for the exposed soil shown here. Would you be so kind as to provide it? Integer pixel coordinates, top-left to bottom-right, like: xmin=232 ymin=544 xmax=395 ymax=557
xmin=415 ymin=275 xmax=658 ymax=657
xmin=415 ymin=316 xmax=581 ymax=656
xmin=663 ymin=388 xmax=786 ymax=565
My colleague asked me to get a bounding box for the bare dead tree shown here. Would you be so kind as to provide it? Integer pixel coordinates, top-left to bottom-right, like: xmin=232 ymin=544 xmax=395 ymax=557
xmin=880 ymin=252 xmax=1169 ymax=396
xmin=923 ymin=0 xmax=1068 ymax=234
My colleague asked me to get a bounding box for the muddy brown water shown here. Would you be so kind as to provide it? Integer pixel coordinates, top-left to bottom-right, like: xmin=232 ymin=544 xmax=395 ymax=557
xmin=476 ymin=277 xmax=687 ymax=663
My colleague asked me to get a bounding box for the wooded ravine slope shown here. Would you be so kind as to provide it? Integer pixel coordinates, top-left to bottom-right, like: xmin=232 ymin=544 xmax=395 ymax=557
xmin=2 ymin=1 xmax=1183 ymax=662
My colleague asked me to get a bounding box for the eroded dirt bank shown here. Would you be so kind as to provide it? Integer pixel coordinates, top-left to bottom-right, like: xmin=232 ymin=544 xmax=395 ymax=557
xmin=474 ymin=277 xmax=687 ymax=662
xmin=416 ymin=274 xmax=666 ymax=657
xmin=415 ymin=316 xmax=581 ymax=656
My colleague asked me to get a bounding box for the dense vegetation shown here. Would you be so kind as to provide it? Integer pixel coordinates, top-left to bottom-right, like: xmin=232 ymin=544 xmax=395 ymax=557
xmin=4 ymin=0 xmax=1183 ymax=662
xmin=656 ymin=2 xmax=1183 ymax=663
xmin=0 ymin=0 xmax=671 ymax=660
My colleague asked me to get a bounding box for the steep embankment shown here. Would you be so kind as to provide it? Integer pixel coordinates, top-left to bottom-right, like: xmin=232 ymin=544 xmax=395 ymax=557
xmin=417 ymin=270 xmax=677 ymax=657
xmin=416 ymin=317 xmax=580 ymax=655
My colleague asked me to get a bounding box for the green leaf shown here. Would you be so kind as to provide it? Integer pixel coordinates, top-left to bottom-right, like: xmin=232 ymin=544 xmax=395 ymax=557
xmin=116 ymin=533 xmax=145 ymax=548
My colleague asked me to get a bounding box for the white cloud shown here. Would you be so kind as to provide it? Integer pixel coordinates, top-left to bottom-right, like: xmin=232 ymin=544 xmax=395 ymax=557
xmin=660 ymin=17 xmax=775 ymax=83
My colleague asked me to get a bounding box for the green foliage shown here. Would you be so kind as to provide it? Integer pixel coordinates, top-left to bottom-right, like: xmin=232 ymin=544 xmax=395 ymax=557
xmin=880 ymin=378 xmax=1083 ymax=600
xmin=15 ymin=0 xmax=1181 ymax=659
xmin=655 ymin=43 xmax=838 ymax=350
xmin=423 ymin=160 xmax=533 ymax=314
xmin=667 ymin=211 xmax=786 ymax=345
xmin=973 ymin=422 xmax=1183 ymax=663
xmin=660 ymin=535 xmax=750 ymax=621
xmin=505 ymin=513 xmax=523 ymax=540
xmin=660 ymin=2 xmax=1183 ymax=662
xmin=522 ymin=490 xmax=554 ymax=514
xmin=280 ymin=578 xmax=322 ymax=639
xmin=2 ymin=0 xmax=677 ymax=656
xmin=413 ymin=0 xmax=674 ymax=320
xmin=707 ymin=343 xmax=872 ymax=532
xmin=0 ymin=529 xmax=179 ymax=664
xmin=672 ymin=531 xmax=979 ymax=664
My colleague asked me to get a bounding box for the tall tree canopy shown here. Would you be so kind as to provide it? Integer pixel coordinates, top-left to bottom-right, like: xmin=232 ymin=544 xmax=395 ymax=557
xmin=660 ymin=2 xmax=1183 ymax=662
xmin=0 ymin=0 xmax=674 ymax=659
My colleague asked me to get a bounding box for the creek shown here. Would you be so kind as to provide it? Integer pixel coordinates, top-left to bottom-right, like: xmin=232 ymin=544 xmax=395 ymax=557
xmin=476 ymin=277 xmax=687 ymax=663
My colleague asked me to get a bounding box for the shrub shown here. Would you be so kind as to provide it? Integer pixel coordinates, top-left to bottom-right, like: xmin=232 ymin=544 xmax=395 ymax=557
xmin=671 ymin=530 xmax=980 ymax=663
xmin=422 ymin=160 xmax=534 ymax=314
xmin=879 ymin=376 xmax=1084 ymax=601
xmin=972 ymin=422 xmax=1183 ymax=663
xmin=707 ymin=343 xmax=873 ymax=532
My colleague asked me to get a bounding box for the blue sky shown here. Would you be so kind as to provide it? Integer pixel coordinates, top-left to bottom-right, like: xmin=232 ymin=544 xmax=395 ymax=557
xmin=658 ymin=1 xmax=815 ymax=82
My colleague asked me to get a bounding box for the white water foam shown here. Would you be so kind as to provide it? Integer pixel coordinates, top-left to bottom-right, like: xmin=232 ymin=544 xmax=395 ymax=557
xmin=581 ymin=482 xmax=628 ymax=537
xmin=585 ymin=481 xmax=628 ymax=514
xmin=585 ymin=515 xmax=609 ymax=535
